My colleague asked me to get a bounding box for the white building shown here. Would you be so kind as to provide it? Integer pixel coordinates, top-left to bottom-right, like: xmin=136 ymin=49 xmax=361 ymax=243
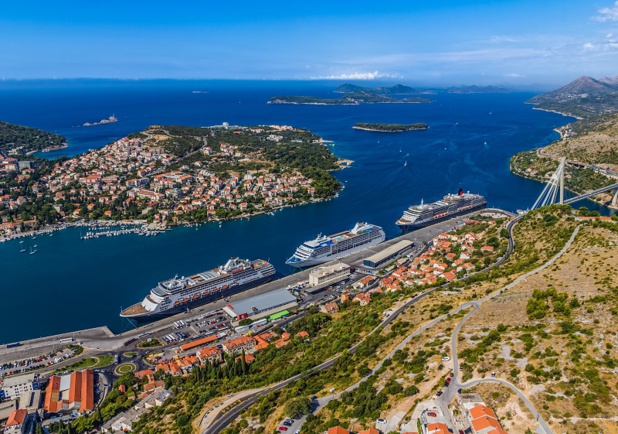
xmin=308 ymin=263 xmax=351 ymax=287
xmin=0 ymin=374 xmax=38 ymax=401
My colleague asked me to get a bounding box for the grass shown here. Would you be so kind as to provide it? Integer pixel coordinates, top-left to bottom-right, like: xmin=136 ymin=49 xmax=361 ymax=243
xmin=55 ymin=354 xmax=115 ymax=373
xmin=123 ymin=352 xmax=138 ymax=357
xmin=138 ymin=338 xmax=162 ymax=348
xmin=115 ymin=363 xmax=136 ymax=375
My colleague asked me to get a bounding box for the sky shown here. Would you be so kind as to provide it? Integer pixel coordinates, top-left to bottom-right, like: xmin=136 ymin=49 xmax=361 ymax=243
xmin=2 ymin=0 xmax=618 ymax=87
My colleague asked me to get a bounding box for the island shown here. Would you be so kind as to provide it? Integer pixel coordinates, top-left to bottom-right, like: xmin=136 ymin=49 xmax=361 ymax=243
xmin=83 ymin=115 xmax=118 ymax=127
xmin=268 ymin=83 xmax=433 ymax=105
xmin=353 ymin=122 xmax=429 ymax=132
xmin=0 ymin=122 xmax=346 ymax=238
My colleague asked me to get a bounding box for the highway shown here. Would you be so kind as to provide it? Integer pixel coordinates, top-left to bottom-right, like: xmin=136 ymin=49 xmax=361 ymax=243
xmin=202 ymin=209 xmax=515 ymax=434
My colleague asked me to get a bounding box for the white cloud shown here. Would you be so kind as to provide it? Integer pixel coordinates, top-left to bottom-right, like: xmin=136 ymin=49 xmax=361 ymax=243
xmin=594 ymin=1 xmax=618 ymax=22
xmin=504 ymin=73 xmax=525 ymax=78
xmin=310 ymin=71 xmax=398 ymax=80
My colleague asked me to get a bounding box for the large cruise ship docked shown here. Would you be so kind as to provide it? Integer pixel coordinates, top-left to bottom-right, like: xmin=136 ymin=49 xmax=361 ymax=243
xmin=120 ymin=258 xmax=275 ymax=320
xmin=285 ymin=222 xmax=386 ymax=268
xmin=396 ymin=189 xmax=487 ymax=231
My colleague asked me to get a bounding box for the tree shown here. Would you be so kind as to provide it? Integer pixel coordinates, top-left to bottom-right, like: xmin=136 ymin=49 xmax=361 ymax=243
xmin=284 ymin=396 xmax=312 ymax=418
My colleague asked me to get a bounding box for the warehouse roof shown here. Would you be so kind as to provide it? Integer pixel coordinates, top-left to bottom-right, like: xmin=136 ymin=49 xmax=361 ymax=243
xmin=225 ymin=288 xmax=297 ymax=316
xmin=364 ymin=240 xmax=413 ymax=264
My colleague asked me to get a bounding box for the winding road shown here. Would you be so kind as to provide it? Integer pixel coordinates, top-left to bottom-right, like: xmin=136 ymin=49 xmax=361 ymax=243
xmin=205 ymin=212 xmax=574 ymax=434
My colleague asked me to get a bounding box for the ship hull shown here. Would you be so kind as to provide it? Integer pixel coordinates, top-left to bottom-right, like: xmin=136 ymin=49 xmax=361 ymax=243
xmin=120 ymin=274 xmax=274 ymax=321
xmin=286 ymin=233 xmax=385 ymax=269
xmin=396 ymin=202 xmax=487 ymax=231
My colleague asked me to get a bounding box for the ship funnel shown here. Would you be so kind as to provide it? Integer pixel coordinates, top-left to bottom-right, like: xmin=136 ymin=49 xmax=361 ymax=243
xmin=458 ymin=188 xmax=464 ymax=196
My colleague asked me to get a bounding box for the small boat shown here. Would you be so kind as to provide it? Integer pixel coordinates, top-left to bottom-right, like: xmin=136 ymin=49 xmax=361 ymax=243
xmin=33 ymin=244 xmax=38 ymax=248
xmin=19 ymin=240 xmax=24 ymax=244
xmin=404 ymin=161 xmax=407 ymax=167
xmin=29 ymin=247 xmax=37 ymax=255
xmin=20 ymin=248 xmax=26 ymax=253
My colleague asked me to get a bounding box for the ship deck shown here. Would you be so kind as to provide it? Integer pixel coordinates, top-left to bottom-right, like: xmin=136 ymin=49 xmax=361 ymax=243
xmin=120 ymin=303 xmax=148 ymax=317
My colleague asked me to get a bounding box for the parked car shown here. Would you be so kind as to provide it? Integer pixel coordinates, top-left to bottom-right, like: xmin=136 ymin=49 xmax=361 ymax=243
xmin=441 ymin=356 xmax=450 ymax=361
xmin=376 ymin=418 xmax=387 ymax=424
xmin=436 ymin=391 xmax=443 ymax=397
xmin=278 ymin=427 xmax=288 ymax=432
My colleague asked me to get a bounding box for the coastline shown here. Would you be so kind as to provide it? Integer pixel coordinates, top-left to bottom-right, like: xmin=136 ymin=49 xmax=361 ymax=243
xmin=530 ymin=105 xmax=583 ymax=120
xmin=0 ymin=179 xmax=351 ymax=243
xmin=26 ymin=143 xmax=68 ymax=155
xmin=510 ymin=160 xmax=618 ymax=210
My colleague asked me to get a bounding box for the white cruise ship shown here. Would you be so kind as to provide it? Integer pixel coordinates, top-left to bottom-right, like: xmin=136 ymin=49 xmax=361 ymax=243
xmin=286 ymin=222 xmax=386 ymax=268
xmin=120 ymin=258 xmax=275 ymax=320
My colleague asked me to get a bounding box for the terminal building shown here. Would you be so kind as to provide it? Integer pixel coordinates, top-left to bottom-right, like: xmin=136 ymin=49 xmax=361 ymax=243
xmin=223 ymin=288 xmax=297 ymax=321
xmin=362 ymin=240 xmax=413 ymax=269
xmin=308 ymin=263 xmax=351 ymax=287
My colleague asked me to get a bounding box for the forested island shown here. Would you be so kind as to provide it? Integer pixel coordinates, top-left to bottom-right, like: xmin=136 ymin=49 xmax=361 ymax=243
xmin=0 ymin=121 xmax=67 ymax=155
xmin=353 ymin=122 xmax=429 ymax=132
xmin=0 ymin=122 xmax=345 ymax=236
xmin=268 ymin=83 xmax=433 ymax=105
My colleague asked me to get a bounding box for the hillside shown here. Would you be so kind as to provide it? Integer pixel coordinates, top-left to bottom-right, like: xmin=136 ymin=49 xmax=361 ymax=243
xmin=527 ymin=75 xmax=618 ymax=118
xmin=510 ymin=112 xmax=618 ymax=206
xmin=0 ymin=121 xmax=67 ymax=156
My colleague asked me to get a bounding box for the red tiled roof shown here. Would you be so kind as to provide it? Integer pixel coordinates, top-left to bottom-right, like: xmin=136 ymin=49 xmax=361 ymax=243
xmin=327 ymin=427 xmax=350 ymax=434
xmin=6 ymin=409 xmax=27 ymax=427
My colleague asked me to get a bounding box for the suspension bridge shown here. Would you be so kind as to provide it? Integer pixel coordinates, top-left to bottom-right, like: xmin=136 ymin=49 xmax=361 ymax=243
xmin=531 ymin=158 xmax=618 ymax=210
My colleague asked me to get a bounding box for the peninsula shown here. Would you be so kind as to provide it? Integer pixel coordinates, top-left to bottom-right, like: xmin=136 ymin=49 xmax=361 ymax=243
xmin=0 ymin=120 xmax=67 ymax=156
xmin=526 ymin=75 xmax=618 ymax=118
xmin=0 ymin=123 xmax=344 ymax=238
xmin=353 ymin=122 xmax=429 ymax=132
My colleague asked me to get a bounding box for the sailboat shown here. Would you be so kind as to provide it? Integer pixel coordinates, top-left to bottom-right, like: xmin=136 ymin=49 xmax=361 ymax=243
xmin=404 ymin=161 xmax=408 ymax=167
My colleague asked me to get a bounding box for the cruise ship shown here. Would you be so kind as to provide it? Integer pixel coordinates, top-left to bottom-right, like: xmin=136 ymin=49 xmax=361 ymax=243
xmin=396 ymin=189 xmax=487 ymax=230
xmin=120 ymin=258 xmax=275 ymax=320
xmin=286 ymin=222 xmax=386 ymax=268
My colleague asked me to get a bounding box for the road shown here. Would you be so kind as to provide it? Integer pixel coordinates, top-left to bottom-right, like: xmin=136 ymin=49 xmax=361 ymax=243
xmin=308 ymin=215 xmax=576 ymax=434
xmin=204 ymin=210 xmax=515 ymax=433
xmin=442 ymin=225 xmax=581 ymax=434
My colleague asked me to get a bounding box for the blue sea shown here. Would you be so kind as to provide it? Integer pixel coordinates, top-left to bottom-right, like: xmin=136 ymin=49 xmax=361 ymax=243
xmin=0 ymin=80 xmax=613 ymax=343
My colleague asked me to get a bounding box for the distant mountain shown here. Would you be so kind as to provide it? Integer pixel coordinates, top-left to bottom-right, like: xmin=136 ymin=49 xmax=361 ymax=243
xmin=446 ymin=85 xmax=511 ymax=94
xmin=527 ymin=75 xmax=618 ymax=118
xmin=333 ymin=83 xmax=434 ymax=95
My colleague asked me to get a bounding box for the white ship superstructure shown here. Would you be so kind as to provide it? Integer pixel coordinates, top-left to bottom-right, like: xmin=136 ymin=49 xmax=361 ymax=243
xmin=286 ymin=222 xmax=385 ymax=268
xmin=120 ymin=258 xmax=275 ymax=320
xmin=396 ymin=189 xmax=487 ymax=230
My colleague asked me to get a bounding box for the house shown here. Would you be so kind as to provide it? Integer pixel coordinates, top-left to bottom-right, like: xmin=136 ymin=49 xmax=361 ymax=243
xmin=353 ymin=292 xmax=372 ymax=306
xmin=4 ymin=409 xmax=28 ymax=434
xmin=222 ymin=336 xmax=257 ymax=355
xmin=358 ymin=428 xmax=380 ymax=434
xmin=468 ymin=405 xmax=507 ymax=434
xmin=425 ymin=422 xmax=450 ymax=434
xmin=320 ymin=301 xmax=340 ymax=314
xmin=480 ymin=245 xmax=495 ymax=253
xmin=327 ymin=427 xmax=350 ymax=434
